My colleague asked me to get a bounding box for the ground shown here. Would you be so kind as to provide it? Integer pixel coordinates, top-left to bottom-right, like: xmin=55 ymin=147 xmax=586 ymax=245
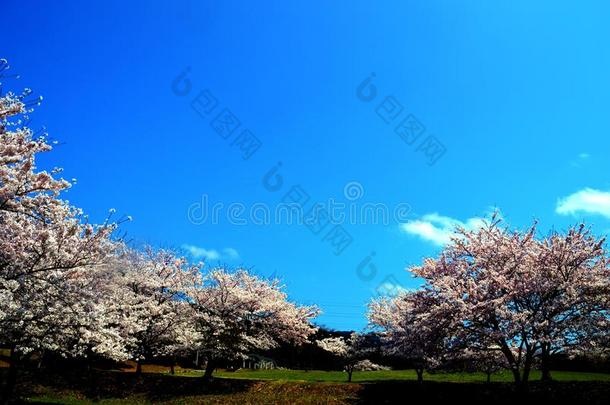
xmin=212 ymin=368 xmax=610 ymax=383
xmin=4 ymin=367 xmax=610 ymax=404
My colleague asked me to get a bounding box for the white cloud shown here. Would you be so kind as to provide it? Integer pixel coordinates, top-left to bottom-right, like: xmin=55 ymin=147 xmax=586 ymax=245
xmin=570 ymin=152 xmax=591 ymax=167
xmin=181 ymin=244 xmax=240 ymax=262
xmin=182 ymin=245 xmax=220 ymax=260
xmin=400 ymin=212 xmax=489 ymax=246
xmin=556 ymin=188 xmax=610 ymax=219
xmin=222 ymin=247 xmax=240 ymax=260
xmin=374 ymin=281 xmax=411 ymax=297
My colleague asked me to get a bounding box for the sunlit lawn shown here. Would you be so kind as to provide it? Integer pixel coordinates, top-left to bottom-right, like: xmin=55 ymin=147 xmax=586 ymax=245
xmin=207 ymin=368 xmax=610 ymax=383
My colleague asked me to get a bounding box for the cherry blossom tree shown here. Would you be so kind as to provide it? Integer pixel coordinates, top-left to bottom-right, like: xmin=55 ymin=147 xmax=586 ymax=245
xmin=107 ymin=247 xmax=201 ymax=374
xmin=186 ymin=268 xmax=319 ymax=379
xmin=402 ymin=215 xmax=610 ymax=386
xmin=458 ymin=348 xmax=508 ymax=383
xmin=317 ymin=333 xmax=373 ymax=382
xmin=368 ymin=289 xmax=454 ymax=382
xmin=530 ymin=225 xmax=610 ymax=381
xmin=352 ymin=359 xmax=389 ymax=371
xmin=0 ymin=71 xmax=118 ymax=403
xmin=37 ymin=251 xmax=131 ymax=366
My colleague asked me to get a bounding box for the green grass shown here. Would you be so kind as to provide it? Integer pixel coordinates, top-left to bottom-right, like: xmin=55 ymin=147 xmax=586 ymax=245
xmin=17 ymin=369 xmax=610 ymax=404
xmin=210 ymin=368 xmax=610 ymax=383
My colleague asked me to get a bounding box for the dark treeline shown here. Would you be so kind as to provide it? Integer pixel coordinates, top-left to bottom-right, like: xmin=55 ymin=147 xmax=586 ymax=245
xmin=6 ymin=328 xmax=608 ymax=376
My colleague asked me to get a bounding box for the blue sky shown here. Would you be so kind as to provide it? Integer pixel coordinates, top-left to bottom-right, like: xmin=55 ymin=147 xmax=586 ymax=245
xmin=3 ymin=0 xmax=610 ymax=330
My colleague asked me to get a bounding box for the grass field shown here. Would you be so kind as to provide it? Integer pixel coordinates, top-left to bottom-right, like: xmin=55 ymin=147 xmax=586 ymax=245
xmin=211 ymin=368 xmax=610 ymax=383
xmin=24 ymin=381 xmax=361 ymax=405
xmin=9 ymin=368 xmax=610 ymax=404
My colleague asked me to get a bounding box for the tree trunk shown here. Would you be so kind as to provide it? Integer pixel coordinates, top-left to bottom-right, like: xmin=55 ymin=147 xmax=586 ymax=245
xmin=347 ymin=368 xmax=353 ymax=383
xmin=518 ymin=350 xmax=534 ymax=392
xmin=415 ymin=368 xmax=424 ymax=383
xmin=486 ymin=372 xmax=491 ymax=383
xmin=86 ymin=347 xmax=93 ymax=373
xmin=203 ymin=359 xmax=216 ymax=381
xmin=85 ymin=346 xmax=95 ymax=394
xmin=499 ymin=341 xmax=521 ymax=385
xmin=540 ymin=344 xmax=552 ymax=382
xmin=135 ymin=360 xmax=143 ymax=375
xmin=170 ymin=363 xmax=175 ymax=375
xmin=37 ymin=350 xmax=45 ymax=369
xmin=541 ymin=366 xmax=552 ymax=382
xmin=1 ymin=347 xmax=19 ymax=405
xmin=521 ymin=354 xmax=532 ymax=385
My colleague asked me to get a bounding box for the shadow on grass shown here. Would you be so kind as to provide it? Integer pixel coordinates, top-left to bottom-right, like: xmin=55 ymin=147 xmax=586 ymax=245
xmin=5 ymin=370 xmax=610 ymax=404
xmin=354 ymin=380 xmax=610 ymax=405
xmin=6 ymin=369 xmax=255 ymax=403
